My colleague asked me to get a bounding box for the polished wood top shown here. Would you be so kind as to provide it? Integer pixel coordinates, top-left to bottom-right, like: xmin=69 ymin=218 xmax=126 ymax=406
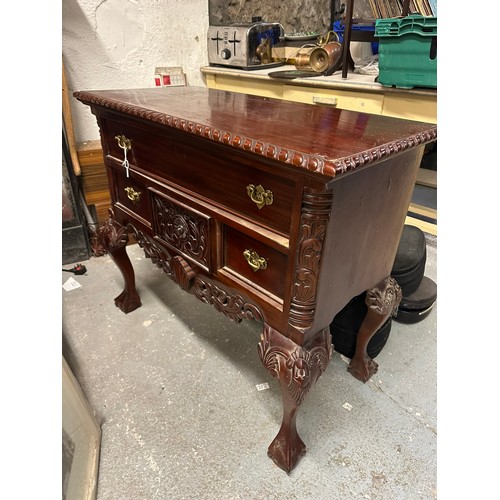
xmin=74 ymin=86 xmax=437 ymax=178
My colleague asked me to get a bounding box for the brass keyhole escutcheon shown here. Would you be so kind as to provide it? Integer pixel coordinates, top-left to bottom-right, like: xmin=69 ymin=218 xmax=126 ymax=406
xmin=246 ymin=184 xmax=273 ymax=209
xmin=124 ymin=186 xmax=141 ymax=204
xmin=243 ymin=249 xmax=268 ymax=272
xmin=115 ymin=134 xmax=132 ymax=151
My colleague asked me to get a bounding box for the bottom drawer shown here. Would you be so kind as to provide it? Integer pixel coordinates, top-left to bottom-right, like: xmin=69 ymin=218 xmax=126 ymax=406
xmin=223 ymin=226 xmax=288 ymax=300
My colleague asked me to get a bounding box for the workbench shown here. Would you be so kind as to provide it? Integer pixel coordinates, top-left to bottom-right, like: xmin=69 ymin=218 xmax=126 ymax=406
xmin=201 ymin=65 xmax=436 ymax=124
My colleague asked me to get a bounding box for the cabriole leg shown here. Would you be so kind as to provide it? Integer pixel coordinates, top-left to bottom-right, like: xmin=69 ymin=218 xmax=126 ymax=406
xmin=97 ymin=215 xmax=141 ymax=313
xmin=258 ymin=325 xmax=332 ymax=472
xmin=348 ymin=277 xmax=402 ymax=383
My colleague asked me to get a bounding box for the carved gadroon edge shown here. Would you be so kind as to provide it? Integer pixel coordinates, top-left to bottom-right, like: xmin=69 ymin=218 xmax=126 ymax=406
xmin=123 ymin=222 xmax=263 ymax=322
xmin=258 ymin=325 xmax=332 ymax=406
xmin=73 ymin=91 xmax=437 ymax=178
xmin=365 ymin=277 xmax=402 ymax=316
xmin=289 ymin=191 xmax=333 ymax=331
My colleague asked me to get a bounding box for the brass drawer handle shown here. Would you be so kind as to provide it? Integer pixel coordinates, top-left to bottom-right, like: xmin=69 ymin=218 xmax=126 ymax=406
xmin=246 ymin=184 xmax=273 ymax=209
xmin=115 ymin=135 xmax=132 ymax=150
xmin=243 ymin=249 xmax=267 ymax=272
xmin=124 ymin=186 xmax=141 ymax=204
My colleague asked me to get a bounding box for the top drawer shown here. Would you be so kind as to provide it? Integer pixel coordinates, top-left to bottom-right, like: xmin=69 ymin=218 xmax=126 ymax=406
xmin=101 ymin=117 xmax=297 ymax=236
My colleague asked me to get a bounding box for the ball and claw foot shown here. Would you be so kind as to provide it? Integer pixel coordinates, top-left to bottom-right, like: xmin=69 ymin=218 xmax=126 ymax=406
xmin=98 ymin=213 xmax=142 ymax=314
xmin=258 ymin=325 xmax=332 ymax=473
xmin=347 ymin=356 xmax=379 ymax=383
xmin=114 ymin=289 xmax=141 ymax=314
xmin=267 ymin=431 xmax=306 ymax=473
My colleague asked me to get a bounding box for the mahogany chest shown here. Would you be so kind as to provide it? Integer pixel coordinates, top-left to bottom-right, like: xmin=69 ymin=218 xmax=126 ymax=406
xmin=74 ymin=86 xmax=436 ymax=472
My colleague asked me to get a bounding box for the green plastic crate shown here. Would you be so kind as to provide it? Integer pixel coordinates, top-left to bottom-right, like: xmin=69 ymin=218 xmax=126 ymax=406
xmin=375 ymin=14 xmax=437 ymax=89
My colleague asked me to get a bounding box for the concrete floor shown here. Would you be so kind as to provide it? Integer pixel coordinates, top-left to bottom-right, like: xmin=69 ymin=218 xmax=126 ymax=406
xmin=62 ymin=234 xmax=437 ymax=500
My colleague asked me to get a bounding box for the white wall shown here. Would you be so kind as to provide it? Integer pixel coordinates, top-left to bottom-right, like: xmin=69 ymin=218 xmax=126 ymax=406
xmin=63 ymin=0 xmax=209 ymax=142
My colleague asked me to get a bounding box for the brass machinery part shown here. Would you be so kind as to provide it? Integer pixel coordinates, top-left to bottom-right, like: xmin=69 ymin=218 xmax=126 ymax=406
xmin=287 ymin=31 xmax=342 ymax=74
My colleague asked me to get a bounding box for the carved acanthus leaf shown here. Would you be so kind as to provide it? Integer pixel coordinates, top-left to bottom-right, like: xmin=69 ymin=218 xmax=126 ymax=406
xmin=365 ymin=277 xmax=402 ymax=316
xmin=153 ymin=195 xmax=209 ymax=267
xmin=258 ymin=325 xmax=332 ymax=406
xmin=192 ymin=278 xmax=263 ymax=323
xmin=97 ymin=211 xmax=129 ymax=251
xmin=289 ymin=191 xmax=333 ymax=331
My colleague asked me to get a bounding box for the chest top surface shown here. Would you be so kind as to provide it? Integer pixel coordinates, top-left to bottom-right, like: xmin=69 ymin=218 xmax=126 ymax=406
xmin=74 ymin=86 xmax=436 ymax=178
